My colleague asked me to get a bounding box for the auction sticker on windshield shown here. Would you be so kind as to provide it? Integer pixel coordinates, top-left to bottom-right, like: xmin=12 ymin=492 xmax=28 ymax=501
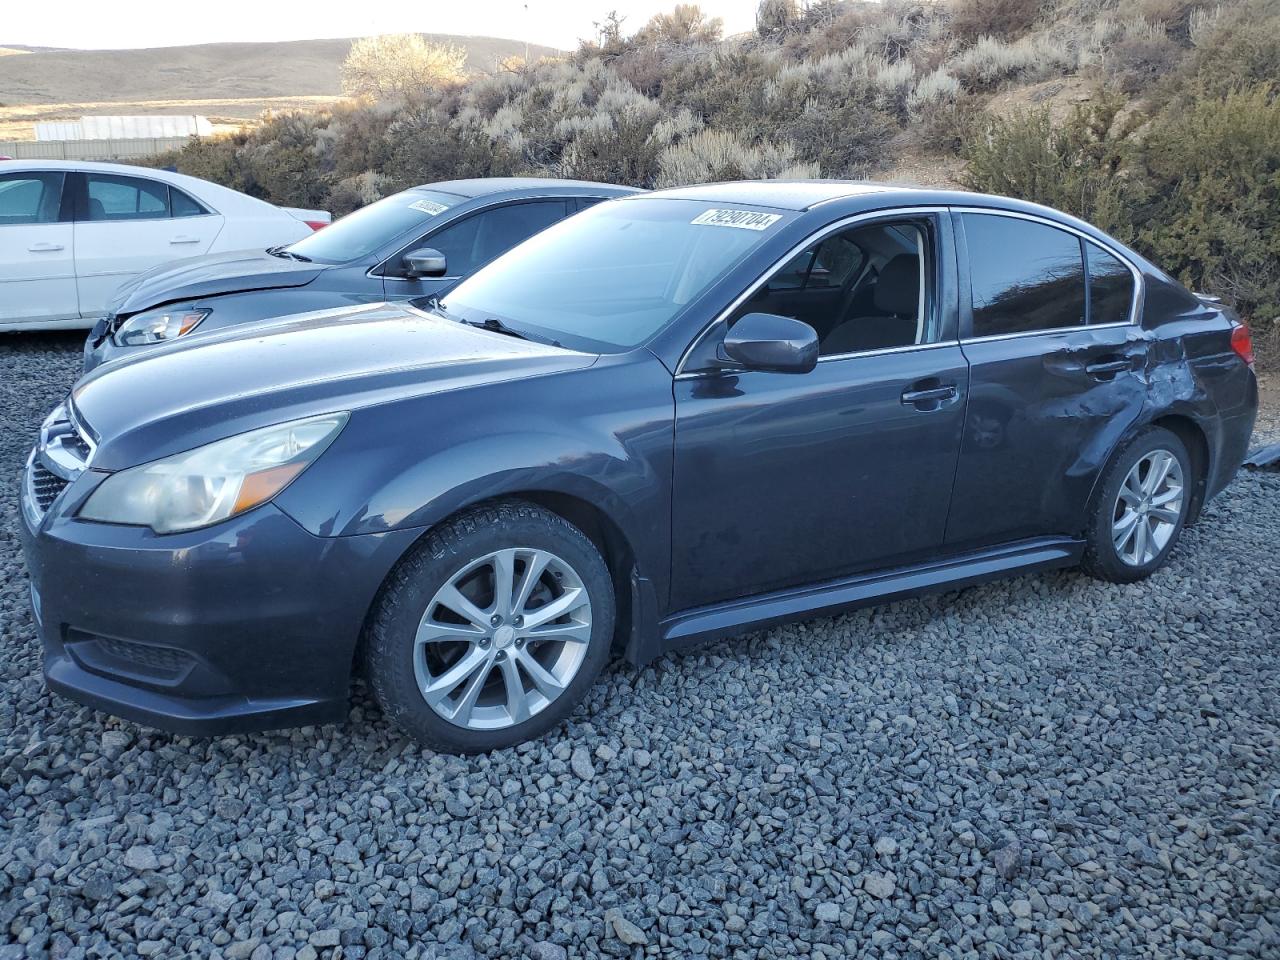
xmin=691 ymin=209 xmax=783 ymax=231
xmin=410 ymin=199 xmax=449 ymax=216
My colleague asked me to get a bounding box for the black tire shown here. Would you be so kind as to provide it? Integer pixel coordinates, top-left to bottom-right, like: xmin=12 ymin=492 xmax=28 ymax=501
xmin=365 ymin=499 xmax=614 ymax=753
xmin=1081 ymin=426 xmax=1193 ymax=583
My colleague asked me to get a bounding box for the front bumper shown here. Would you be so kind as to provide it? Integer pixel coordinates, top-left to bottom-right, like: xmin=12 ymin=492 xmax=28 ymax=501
xmin=20 ymin=482 xmax=421 ymax=736
xmin=83 ymin=321 xmax=124 ymax=373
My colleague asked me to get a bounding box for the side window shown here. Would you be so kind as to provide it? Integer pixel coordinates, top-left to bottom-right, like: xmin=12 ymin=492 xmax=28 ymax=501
xmin=1086 ymin=241 xmax=1135 ymax=325
xmin=964 ymin=213 xmax=1086 ymax=337
xmin=84 ymin=174 xmax=170 ymax=221
xmin=727 ymin=220 xmax=928 ymax=358
xmin=0 ymin=172 xmax=65 ymax=225
xmin=170 ymin=187 xmax=210 ymax=218
xmin=424 ymin=201 xmax=567 ymax=278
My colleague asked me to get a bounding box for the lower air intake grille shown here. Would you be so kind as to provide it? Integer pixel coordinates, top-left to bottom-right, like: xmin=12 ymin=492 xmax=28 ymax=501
xmin=95 ymin=637 xmax=194 ymax=675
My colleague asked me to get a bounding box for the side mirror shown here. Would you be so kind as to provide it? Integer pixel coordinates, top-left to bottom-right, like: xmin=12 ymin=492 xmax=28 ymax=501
xmin=720 ymin=312 xmax=819 ymax=374
xmin=402 ymin=247 xmax=447 ymax=279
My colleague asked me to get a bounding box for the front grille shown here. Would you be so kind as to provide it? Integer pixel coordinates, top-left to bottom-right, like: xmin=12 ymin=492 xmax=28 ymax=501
xmin=25 ymin=398 xmax=95 ymax=522
xmin=29 ymin=459 xmax=70 ymax=512
xmin=63 ymin=433 xmax=92 ymax=462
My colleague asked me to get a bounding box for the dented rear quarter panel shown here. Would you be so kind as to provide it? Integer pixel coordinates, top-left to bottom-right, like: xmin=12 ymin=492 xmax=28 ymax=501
xmin=1139 ymin=276 xmax=1258 ymax=504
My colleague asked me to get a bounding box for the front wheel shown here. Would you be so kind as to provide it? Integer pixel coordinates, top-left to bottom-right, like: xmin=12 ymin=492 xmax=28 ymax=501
xmin=365 ymin=500 xmax=615 ymax=753
xmin=1082 ymin=427 xmax=1193 ymax=583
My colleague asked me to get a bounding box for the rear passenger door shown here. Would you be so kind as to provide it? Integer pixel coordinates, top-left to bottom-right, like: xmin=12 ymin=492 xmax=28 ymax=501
xmin=72 ymin=172 xmax=224 ymax=318
xmin=946 ymin=210 xmax=1146 ymax=548
xmin=0 ymin=170 xmax=78 ymax=325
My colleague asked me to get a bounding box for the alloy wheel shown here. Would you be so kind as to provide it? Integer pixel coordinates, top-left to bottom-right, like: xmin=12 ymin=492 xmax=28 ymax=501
xmin=413 ymin=548 xmax=593 ymax=730
xmin=1112 ymin=449 xmax=1184 ymax=567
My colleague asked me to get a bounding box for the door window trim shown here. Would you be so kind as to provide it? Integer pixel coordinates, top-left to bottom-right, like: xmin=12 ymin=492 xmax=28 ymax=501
xmin=675 ymin=206 xmax=951 ymax=377
xmin=73 ymin=171 xmax=201 ymax=223
xmin=0 ymin=170 xmax=72 ymax=225
xmin=952 ymin=206 xmax=1144 ymax=344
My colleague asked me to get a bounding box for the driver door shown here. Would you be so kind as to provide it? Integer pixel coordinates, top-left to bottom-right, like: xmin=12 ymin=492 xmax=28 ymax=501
xmin=669 ymin=212 xmax=968 ymax=611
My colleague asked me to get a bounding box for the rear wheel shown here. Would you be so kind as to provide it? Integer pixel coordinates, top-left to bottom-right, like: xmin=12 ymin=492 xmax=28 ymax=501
xmin=365 ymin=500 xmax=614 ymax=753
xmin=1082 ymin=427 xmax=1193 ymax=583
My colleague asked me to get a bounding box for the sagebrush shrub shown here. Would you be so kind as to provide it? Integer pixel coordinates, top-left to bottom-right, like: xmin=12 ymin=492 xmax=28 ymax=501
xmin=949 ymin=0 xmax=1051 ymax=42
xmin=654 ymin=129 xmax=817 ymax=187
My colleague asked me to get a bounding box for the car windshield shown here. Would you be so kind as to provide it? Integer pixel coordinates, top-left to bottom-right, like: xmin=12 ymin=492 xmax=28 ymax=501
xmin=285 ymin=189 xmax=461 ymax=264
xmin=439 ymin=198 xmax=791 ymax=352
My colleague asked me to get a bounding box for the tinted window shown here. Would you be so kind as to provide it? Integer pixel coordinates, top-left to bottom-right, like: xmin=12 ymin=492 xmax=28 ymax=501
xmin=964 ymin=214 xmax=1086 ymax=336
xmin=84 ymin=174 xmax=170 ymax=220
xmin=1087 ymin=241 xmax=1134 ymax=325
xmin=288 ymin=189 xmax=460 ymax=263
xmin=170 ymin=187 xmax=209 ymax=218
xmin=441 ymin=198 xmax=786 ymax=352
xmin=427 ymin=201 xmax=566 ymax=277
xmin=728 ymin=221 xmax=925 ymax=358
xmin=0 ymin=172 xmax=64 ymax=225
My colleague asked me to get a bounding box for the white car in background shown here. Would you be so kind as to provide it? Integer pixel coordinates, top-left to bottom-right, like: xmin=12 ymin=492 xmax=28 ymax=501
xmin=0 ymin=159 xmax=330 ymax=331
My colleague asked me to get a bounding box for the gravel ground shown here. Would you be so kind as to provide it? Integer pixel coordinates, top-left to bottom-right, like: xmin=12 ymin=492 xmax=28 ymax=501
xmin=2 ymin=332 xmax=1278 ymax=960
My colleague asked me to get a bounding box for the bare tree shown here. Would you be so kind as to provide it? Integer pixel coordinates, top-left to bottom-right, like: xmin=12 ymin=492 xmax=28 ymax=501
xmin=756 ymin=0 xmax=802 ymax=38
xmin=636 ymin=5 xmax=724 ymax=44
xmin=341 ymin=34 xmax=467 ymax=101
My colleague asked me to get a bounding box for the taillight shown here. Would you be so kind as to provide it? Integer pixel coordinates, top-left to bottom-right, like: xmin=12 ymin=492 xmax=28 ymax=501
xmin=1230 ymin=323 xmax=1255 ymax=368
xmin=304 ymin=220 xmax=328 ymax=232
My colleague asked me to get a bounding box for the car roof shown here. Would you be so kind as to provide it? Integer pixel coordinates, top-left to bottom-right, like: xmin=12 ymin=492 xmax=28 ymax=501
xmin=640 ymin=180 xmax=906 ymax=210
xmin=0 ymin=158 xmax=189 ymax=178
xmin=629 ymin=179 xmax=1120 ymax=235
xmin=418 ymin=178 xmax=642 ymax=200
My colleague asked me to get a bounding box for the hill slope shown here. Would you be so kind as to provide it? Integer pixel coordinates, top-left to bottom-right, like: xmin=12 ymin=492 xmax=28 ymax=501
xmin=0 ymin=36 xmax=561 ymax=106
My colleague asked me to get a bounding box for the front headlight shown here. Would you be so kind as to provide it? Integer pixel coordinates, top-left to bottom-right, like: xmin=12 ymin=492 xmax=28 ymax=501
xmin=79 ymin=413 xmax=348 ymax=533
xmin=114 ymin=308 xmax=210 ymax=346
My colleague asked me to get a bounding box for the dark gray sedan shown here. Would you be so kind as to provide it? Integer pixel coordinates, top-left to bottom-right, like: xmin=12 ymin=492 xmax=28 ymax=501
xmin=82 ymin=178 xmax=638 ymax=370
xmin=24 ymin=182 xmax=1258 ymax=754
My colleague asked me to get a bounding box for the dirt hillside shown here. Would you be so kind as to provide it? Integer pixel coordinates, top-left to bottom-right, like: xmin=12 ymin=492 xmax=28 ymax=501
xmin=0 ymin=36 xmax=560 ymax=105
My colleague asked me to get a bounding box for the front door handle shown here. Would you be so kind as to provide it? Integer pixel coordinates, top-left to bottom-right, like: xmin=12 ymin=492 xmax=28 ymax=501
xmin=1085 ymin=358 xmax=1132 ymax=378
xmin=28 ymin=242 xmax=64 ymax=252
xmin=901 ymin=384 xmax=958 ymax=406
xmin=169 ymin=235 xmax=201 ymax=244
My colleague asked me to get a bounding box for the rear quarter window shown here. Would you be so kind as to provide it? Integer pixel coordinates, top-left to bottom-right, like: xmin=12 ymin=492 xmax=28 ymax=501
xmin=1086 ymin=241 xmax=1136 ymax=324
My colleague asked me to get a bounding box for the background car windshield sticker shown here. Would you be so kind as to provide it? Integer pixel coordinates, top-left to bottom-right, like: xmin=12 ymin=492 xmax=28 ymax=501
xmin=690 ymin=209 xmax=783 ymax=231
xmin=409 ymin=198 xmax=449 ymax=216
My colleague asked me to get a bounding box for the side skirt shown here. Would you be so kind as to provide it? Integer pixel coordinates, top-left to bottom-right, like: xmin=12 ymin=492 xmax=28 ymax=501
xmin=657 ymin=537 xmax=1084 ymax=656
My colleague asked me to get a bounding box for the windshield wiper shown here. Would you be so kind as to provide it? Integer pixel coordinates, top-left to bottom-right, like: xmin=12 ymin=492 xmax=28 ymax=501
xmin=266 ymin=245 xmax=312 ymax=262
xmin=468 ymin=317 xmax=530 ymax=341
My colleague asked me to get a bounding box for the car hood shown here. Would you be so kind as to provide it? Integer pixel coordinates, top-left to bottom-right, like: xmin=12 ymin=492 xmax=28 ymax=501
xmin=110 ymin=248 xmax=326 ymax=316
xmin=73 ymin=302 xmax=597 ymax=470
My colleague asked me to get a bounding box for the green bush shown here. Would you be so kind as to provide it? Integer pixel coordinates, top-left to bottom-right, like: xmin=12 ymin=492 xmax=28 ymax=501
xmin=1133 ymin=86 xmax=1280 ymax=327
xmin=963 ymin=83 xmax=1280 ymax=330
xmin=961 ymin=94 xmax=1135 ymax=236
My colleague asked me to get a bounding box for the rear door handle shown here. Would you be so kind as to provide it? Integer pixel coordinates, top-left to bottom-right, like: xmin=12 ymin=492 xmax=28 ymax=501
xmin=901 ymin=384 xmax=958 ymax=406
xmin=1085 ymin=358 xmax=1132 ymax=377
xmin=170 ymin=235 xmax=201 ymax=244
xmin=28 ymin=242 xmax=64 ymax=252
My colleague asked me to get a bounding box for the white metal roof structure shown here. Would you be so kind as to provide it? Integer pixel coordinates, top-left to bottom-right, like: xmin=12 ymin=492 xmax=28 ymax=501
xmin=35 ymin=116 xmax=213 ymax=141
